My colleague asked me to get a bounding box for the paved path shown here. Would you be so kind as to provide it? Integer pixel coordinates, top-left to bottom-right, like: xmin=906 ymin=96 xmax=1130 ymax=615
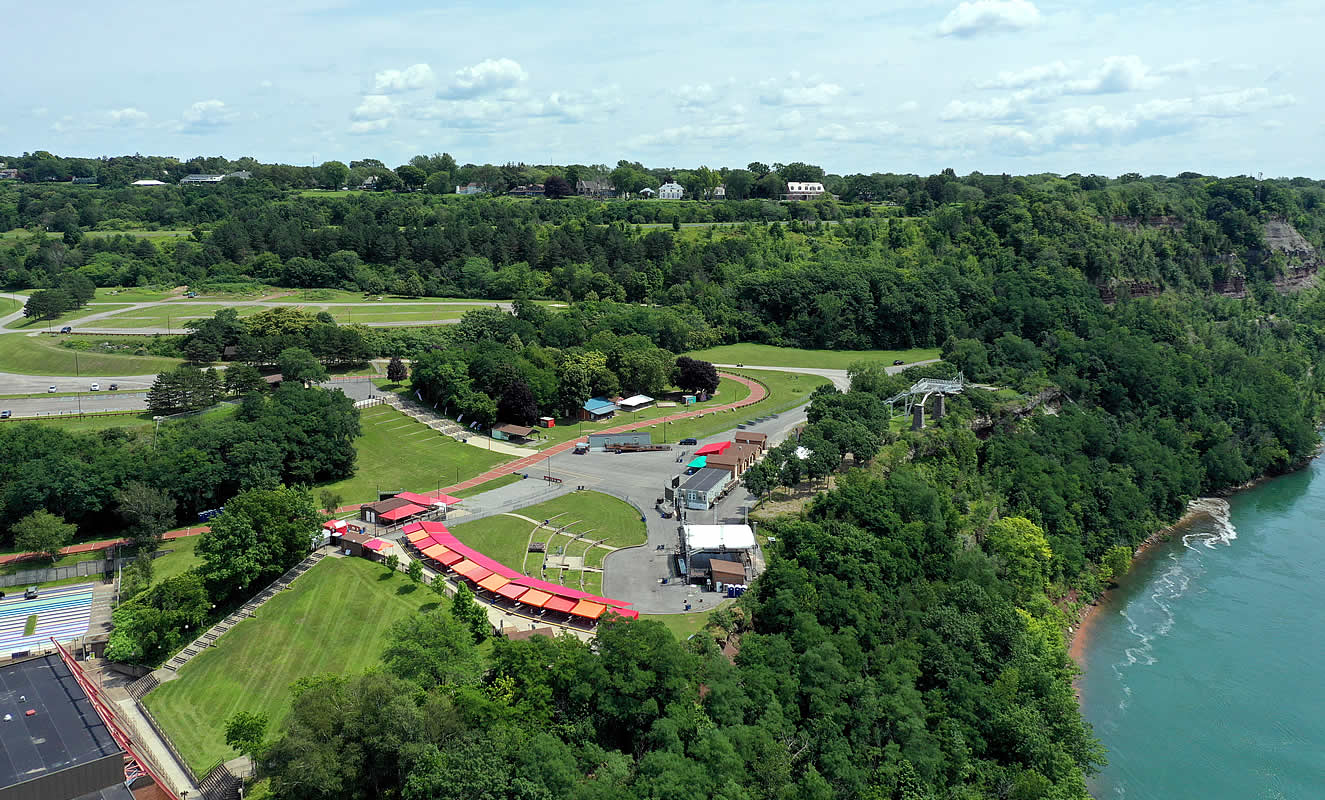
xmin=712 ymin=358 xmax=941 ymax=391
xmin=112 ymin=696 xmax=202 ymax=798
xmin=433 ymin=373 xmax=767 ymax=496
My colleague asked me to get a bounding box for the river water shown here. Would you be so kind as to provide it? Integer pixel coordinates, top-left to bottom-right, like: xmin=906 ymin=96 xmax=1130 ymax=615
xmin=1079 ymin=456 xmax=1325 ymax=799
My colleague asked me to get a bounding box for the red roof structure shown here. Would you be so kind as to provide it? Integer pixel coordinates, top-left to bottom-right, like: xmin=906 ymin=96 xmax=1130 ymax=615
xmin=363 ymin=538 xmax=388 ymax=551
xmin=421 ymin=543 xmax=449 ymax=560
xmin=496 ymin=583 xmax=529 ymax=601
xmin=570 ymin=600 xmax=606 ymax=619
xmin=395 ymin=491 xmax=444 ymax=507
xmin=378 ymin=502 xmax=427 ymax=522
xmin=405 ymin=529 xmax=432 ymax=544
xmin=477 ymin=573 xmax=509 ymax=592
xmin=519 ymin=589 xmax=553 ymax=608
xmin=694 ymin=441 xmax=732 ymax=456
xmin=543 ymin=596 xmax=577 ymax=614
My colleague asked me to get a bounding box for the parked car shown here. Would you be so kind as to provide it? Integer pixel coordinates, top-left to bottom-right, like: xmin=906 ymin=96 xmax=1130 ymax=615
xmin=893 ymin=359 xmax=905 ymax=365
xmin=24 ymin=586 xmax=38 ymax=600
xmin=89 ymin=383 xmax=100 ymax=391
xmin=679 ymin=437 xmax=698 ymax=445
xmin=108 ymin=383 xmax=118 ymax=391
xmin=59 ymin=326 xmax=72 ymax=333
xmin=0 ymin=410 xmax=11 ymax=419
xmin=47 ymin=385 xmax=57 ymax=393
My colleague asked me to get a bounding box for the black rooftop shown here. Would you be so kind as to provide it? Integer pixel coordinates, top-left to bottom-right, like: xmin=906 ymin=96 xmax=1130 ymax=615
xmin=682 ymin=467 xmax=730 ymax=493
xmin=0 ymin=653 xmax=123 ymax=791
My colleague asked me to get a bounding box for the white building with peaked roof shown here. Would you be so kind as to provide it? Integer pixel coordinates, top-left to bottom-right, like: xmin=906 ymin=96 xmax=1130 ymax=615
xmin=658 ymin=180 xmax=684 ymax=200
xmin=784 ymin=181 xmax=826 ymax=200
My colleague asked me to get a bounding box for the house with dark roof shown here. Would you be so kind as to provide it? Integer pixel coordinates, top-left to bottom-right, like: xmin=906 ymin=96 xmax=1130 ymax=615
xmin=681 ymin=467 xmax=732 ymax=510
xmin=576 ymin=179 xmax=616 ymax=198
xmin=508 ymin=184 xmax=545 ymax=198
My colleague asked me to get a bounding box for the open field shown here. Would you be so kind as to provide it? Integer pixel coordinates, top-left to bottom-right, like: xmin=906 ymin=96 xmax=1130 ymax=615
xmin=12 ymin=403 xmax=237 ymax=434
xmin=319 ymin=404 xmax=507 ymax=502
xmin=450 ymin=490 xmax=645 ymax=597
xmin=143 ymin=558 xmax=438 ymax=775
xmin=685 ymin=343 xmax=941 ymax=370
xmin=307 ymin=305 xmax=468 ymax=325
xmin=0 ymin=334 xmax=183 ymax=376
xmin=2 ymin=304 xmax=135 ymax=330
xmin=149 ymin=536 xmax=203 ymax=585
xmin=89 ymin=304 xmax=263 ymax=330
xmin=641 ymin=600 xmax=734 ymax=641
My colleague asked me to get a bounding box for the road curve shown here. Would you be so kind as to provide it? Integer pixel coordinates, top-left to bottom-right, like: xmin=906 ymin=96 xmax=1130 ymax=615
xmin=712 ymin=358 xmax=941 ymax=391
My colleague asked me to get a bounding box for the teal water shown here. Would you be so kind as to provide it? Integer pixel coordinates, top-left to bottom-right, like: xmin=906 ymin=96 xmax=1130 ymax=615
xmin=1080 ymin=457 xmax=1325 ymax=799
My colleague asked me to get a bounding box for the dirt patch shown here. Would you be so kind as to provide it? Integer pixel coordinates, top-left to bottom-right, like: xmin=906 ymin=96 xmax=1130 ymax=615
xmin=751 ymin=478 xmax=837 ymax=520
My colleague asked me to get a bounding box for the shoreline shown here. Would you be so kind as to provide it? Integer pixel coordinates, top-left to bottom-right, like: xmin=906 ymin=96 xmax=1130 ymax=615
xmin=1067 ymin=446 xmax=1323 ymax=673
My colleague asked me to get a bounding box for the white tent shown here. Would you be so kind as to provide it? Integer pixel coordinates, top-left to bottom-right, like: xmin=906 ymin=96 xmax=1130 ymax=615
xmin=683 ymin=524 xmax=755 ymax=551
xmin=131 ymin=179 xmax=168 ymax=186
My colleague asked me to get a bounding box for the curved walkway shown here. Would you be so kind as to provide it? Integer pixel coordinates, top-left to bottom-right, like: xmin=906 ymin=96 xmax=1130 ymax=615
xmin=437 ymin=372 xmax=767 ymax=496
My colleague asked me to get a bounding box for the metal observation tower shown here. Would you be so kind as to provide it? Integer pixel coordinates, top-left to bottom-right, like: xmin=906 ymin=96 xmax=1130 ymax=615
xmin=886 ymin=374 xmax=968 ymax=430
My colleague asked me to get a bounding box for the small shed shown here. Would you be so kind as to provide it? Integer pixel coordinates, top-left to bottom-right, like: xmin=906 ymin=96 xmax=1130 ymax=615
xmin=360 ymin=496 xmax=412 ymax=525
xmin=580 ymin=397 xmax=619 ymax=421
xmin=705 ymin=443 xmax=759 ymax=478
xmin=618 ymin=394 xmax=655 ymax=412
xmin=538 ymin=416 xmax=556 ymax=428
xmin=709 ymin=557 xmax=746 ymax=586
xmin=492 ymin=423 xmax=536 ymax=443
xmin=335 ymin=531 xmax=377 ymax=558
xmin=734 ymin=431 xmax=768 ymax=451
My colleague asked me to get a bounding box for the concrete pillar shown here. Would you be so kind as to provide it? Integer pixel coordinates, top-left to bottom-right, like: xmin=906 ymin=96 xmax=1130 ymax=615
xmin=935 ymin=394 xmax=946 ymax=419
xmin=911 ymin=405 xmax=924 ymax=431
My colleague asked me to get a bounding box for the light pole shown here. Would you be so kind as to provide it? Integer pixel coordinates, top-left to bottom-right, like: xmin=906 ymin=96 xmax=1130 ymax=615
xmin=153 ymin=416 xmax=163 ymax=448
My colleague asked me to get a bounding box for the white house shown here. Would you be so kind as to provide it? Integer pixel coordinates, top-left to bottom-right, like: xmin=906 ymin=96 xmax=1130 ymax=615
xmin=713 ymin=185 xmax=726 ymax=199
xmin=784 ymin=181 xmax=826 ymax=201
xmin=455 ymin=182 xmax=486 ymax=195
xmin=658 ymin=181 xmax=684 ymax=200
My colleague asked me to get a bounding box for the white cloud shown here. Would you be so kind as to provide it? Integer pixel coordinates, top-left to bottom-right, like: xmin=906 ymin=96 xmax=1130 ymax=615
xmin=374 ymin=63 xmax=433 ymax=93
xmin=896 ymin=100 xmax=920 ymax=112
xmin=674 ymin=83 xmax=721 ymax=112
xmin=630 ymin=122 xmax=749 ymax=149
xmin=815 ymin=121 xmax=901 ymax=143
xmin=439 ymin=58 xmax=527 ymax=98
xmin=348 ymin=119 xmax=391 ymax=135
xmin=941 ymin=95 xmax=1024 ymax=121
xmin=759 ymin=75 xmax=844 ymax=106
xmin=978 ymin=60 xmax=1072 ymax=90
xmin=938 ymin=0 xmax=1041 ymax=38
xmin=351 ymin=95 xmax=395 ymax=121
xmin=180 ymin=100 xmax=236 ymax=133
xmin=107 ymin=108 xmax=149 ymax=126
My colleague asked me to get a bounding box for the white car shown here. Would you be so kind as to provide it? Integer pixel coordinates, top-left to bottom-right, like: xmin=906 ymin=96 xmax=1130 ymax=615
xmin=47 ymin=386 xmax=57 ymax=393
xmin=90 ymin=383 xmax=100 ymax=391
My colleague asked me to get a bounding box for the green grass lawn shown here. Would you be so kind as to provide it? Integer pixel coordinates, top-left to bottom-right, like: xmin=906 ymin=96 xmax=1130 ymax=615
xmin=143 ymin=557 xmax=440 ymax=775
xmin=12 ymin=404 xmax=236 ymax=434
xmin=83 ymin=229 xmax=193 ymax=242
xmin=309 ymin=305 xmax=467 ymax=325
xmin=450 ymin=491 xmax=645 ymax=595
xmin=319 ymin=405 xmax=507 ymax=503
xmin=89 ymin=303 xmax=263 ymax=330
xmin=149 ymin=536 xmax=203 ymax=585
xmin=640 ymin=600 xmax=733 ymax=641
xmin=92 ymin=287 xmax=181 ymax=303
xmin=685 ymin=343 xmax=941 ymax=371
xmin=0 ymin=334 xmax=182 ymax=376
xmin=2 ymin=303 xmax=135 ymax=330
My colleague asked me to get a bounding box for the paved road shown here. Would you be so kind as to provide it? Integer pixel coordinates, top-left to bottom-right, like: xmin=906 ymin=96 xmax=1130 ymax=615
xmin=712 ymin=358 xmax=941 ymax=391
xmin=0 ymin=371 xmax=160 ymax=393
xmin=0 ymin=390 xmax=149 ymax=418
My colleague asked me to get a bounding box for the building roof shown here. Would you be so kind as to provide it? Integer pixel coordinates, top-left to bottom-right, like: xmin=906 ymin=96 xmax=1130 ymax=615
xmin=618 ymin=394 xmax=654 ymax=408
xmin=694 ymin=441 xmax=732 ymax=456
xmin=709 ymin=558 xmax=746 ymax=581
xmin=394 ymin=491 xmax=446 ymax=507
xmin=378 ymin=502 xmax=427 ymax=522
xmin=362 ymin=496 xmax=412 ymax=514
xmin=734 ymin=431 xmax=768 ymax=443
xmin=786 ymin=181 xmax=825 ymax=193
xmin=337 ymin=531 xmax=376 ymax=546
xmin=706 ymin=443 xmax=758 ymax=467
xmin=582 ymin=397 xmax=618 ymax=414
xmin=639 ymin=187 xmax=656 ymax=194
xmin=504 ymin=626 xmax=557 ymax=641
xmin=130 ymin=179 xmax=167 ymax=186
xmin=687 ymin=456 xmax=707 ymax=469
xmin=684 ymin=524 xmax=756 ymax=551
xmin=493 ymin=423 xmax=535 ymax=437
xmin=681 ymin=467 xmax=730 ymax=494
xmin=180 ymin=173 xmax=224 ymax=183
xmin=0 ymin=654 xmax=124 ymax=793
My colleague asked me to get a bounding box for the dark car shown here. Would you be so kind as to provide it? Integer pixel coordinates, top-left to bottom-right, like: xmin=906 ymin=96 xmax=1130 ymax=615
xmin=108 ymin=383 xmax=118 ymax=391
xmin=60 ymin=326 xmax=72 ymax=333
xmin=893 ymin=359 xmax=905 ymax=365
xmin=679 ymin=437 xmax=698 ymax=445
xmin=24 ymin=586 xmax=38 ymax=600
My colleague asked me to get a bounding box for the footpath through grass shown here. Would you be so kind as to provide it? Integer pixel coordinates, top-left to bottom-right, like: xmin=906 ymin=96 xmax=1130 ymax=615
xmin=0 ymin=334 xmax=182 ymax=376
xmin=451 ymin=490 xmax=646 ymax=598
xmin=320 ymin=404 xmax=507 ymax=502
xmin=143 ymin=557 xmax=440 ymax=776
xmin=685 ymin=343 xmax=940 ymax=371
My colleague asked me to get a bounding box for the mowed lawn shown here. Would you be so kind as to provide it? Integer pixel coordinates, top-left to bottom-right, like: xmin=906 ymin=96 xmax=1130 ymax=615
xmin=89 ymin=303 xmax=263 ymax=329
xmin=143 ymin=557 xmax=440 ymax=775
xmin=685 ymin=343 xmax=940 ymax=370
xmin=2 ymin=303 xmax=135 ymax=330
xmin=0 ymin=334 xmax=183 ymax=376
xmin=320 ymin=405 xmax=507 ymax=503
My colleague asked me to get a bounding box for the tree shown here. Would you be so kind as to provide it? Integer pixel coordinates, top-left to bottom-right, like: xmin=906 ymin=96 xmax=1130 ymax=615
xmin=723 ymin=169 xmax=754 ymax=200
xmin=385 ymin=553 xmax=400 ymax=573
xmin=225 ymin=711 xmax=269 ymax=760
xmin=104 ymin=573 xmax=209 ymax=664
xmin=407 ymin=558 xmax=423 ymax=583
xmin=116 ymin=481 xmax=176 ymax=556
xmin=451 ymin=582 xmax=489 ymax=643
xmin=985 ymin=516 xmax=1053 ymax=602
xmin=382 ymin=609 xmax=483 ymax=688
xmin=544 ymin=175 xmax=573 ymax=199
xmin=497 ymin=379 xmax=538 ymax=426
xmin=146 ymin=365 xmax=223 ymax=414
xmin=277 ymin=347 xmax=327 ymax=384
xmin=387 ymin=356 xmax=408 ymax=383
xmin=395 ymin=164 xmax=426 ymax=191
xmin=317 ymin=490 xmax=342 ymax=514
xmin=23 ymin=289 xmax=71 ymax=321
xmin=317 ymin=160 xmax=349 ymax=190
xmin=197 ymin=486 xmax=321 ymax=602
xmin=742 ymin=460 xmax=775 ymax=498
xmin=423 ymin=171 xmax=451 ymax=194
xmin=224 ymin=363 xmax=266 ymax=396
xmin=675 ymin=356 xmax=719 ymax=394
xmin=12 ymin=510 xmax=75 ymax=560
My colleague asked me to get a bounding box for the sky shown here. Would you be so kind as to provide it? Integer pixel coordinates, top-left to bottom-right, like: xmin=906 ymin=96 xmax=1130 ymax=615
xmin=3 ymin=0 xmax=1319 ymax=178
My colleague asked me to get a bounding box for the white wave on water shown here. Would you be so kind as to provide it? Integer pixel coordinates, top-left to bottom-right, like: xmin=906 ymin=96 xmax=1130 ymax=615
xmin=1183 ymin=497 xmax=1237 ymax=549
xmin=1111 ymin=497 xmax=1235 ymax=709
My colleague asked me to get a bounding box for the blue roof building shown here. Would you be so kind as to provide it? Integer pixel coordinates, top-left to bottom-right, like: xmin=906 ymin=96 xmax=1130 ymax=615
xmin=580 ymin=397 xmax=619 ymax=421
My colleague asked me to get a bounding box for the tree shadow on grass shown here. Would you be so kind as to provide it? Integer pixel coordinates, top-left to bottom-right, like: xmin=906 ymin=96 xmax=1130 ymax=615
xmin=396 ymin=583 xmax=418 ymax=595
xmin=377 ymin=571 xmax=394 ymax=581
xmin=418 ymin=602 xmax=440 ymax=613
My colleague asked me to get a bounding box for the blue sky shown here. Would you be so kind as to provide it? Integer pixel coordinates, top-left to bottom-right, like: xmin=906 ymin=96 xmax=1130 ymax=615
xmin=4 ymin=0 xmax=1318 ymax=177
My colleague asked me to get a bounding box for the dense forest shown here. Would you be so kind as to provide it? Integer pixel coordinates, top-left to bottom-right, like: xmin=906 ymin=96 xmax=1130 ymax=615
xmin=5 ymin=156 xmax=1325 ymax=798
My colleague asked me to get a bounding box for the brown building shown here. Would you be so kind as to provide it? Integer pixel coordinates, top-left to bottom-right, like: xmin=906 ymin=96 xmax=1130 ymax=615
xmin=704 ymin=443 xmax=760 ymax=478
xmin=360 ymin=496 xmax=411 ymax=525
xmin=709 ymin=557 xmax=746 ymax=586
xmin=734 ymin=431 xmax=767 ymax=451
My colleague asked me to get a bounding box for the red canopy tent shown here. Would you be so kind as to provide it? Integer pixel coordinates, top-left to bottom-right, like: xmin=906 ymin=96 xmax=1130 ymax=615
xmin=394 ymin=491 xmax=445 ymax=507
xmin=418 ymin=520 xmax=451 ymax=534
xmin=451 ymin=559 xmax=483 ymax=578
xmin=465 ymin=566 xmax=493 ymax=583
xmin=518 ymin=589 xmax=553 ymax=609
xmin=543 ymin=595 xmax=577 ymax=614
xmin=363 ymin=538 xmax=388 ymax=552
xmin=694 ymin=441 xmax=732 ymax=456
xmin=435 ymin=549 xmax=464 ymax=566
xmin=512 ymin=575 xmax=632 ymax=608
xmin=401 ymin=521 xmax=425 ymax=535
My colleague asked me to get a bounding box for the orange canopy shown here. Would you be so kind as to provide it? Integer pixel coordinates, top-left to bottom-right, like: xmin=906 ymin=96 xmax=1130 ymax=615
xmin=451 ymin=559 xmax=482 ymax=577
xmin=436 ymin=549 xmax=464 ymax=566
xmin=406 ymin=529 xmax=432 ymax=544
xmin=518 ymin=589 xmax=553 ymax=608
xmin=477 ymin=573 xmax=509 ymax=593
xmin=421 ymin=543 xmax=449 ymax=560
xmin=569 ymin=600 xmax=606 ymax=619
